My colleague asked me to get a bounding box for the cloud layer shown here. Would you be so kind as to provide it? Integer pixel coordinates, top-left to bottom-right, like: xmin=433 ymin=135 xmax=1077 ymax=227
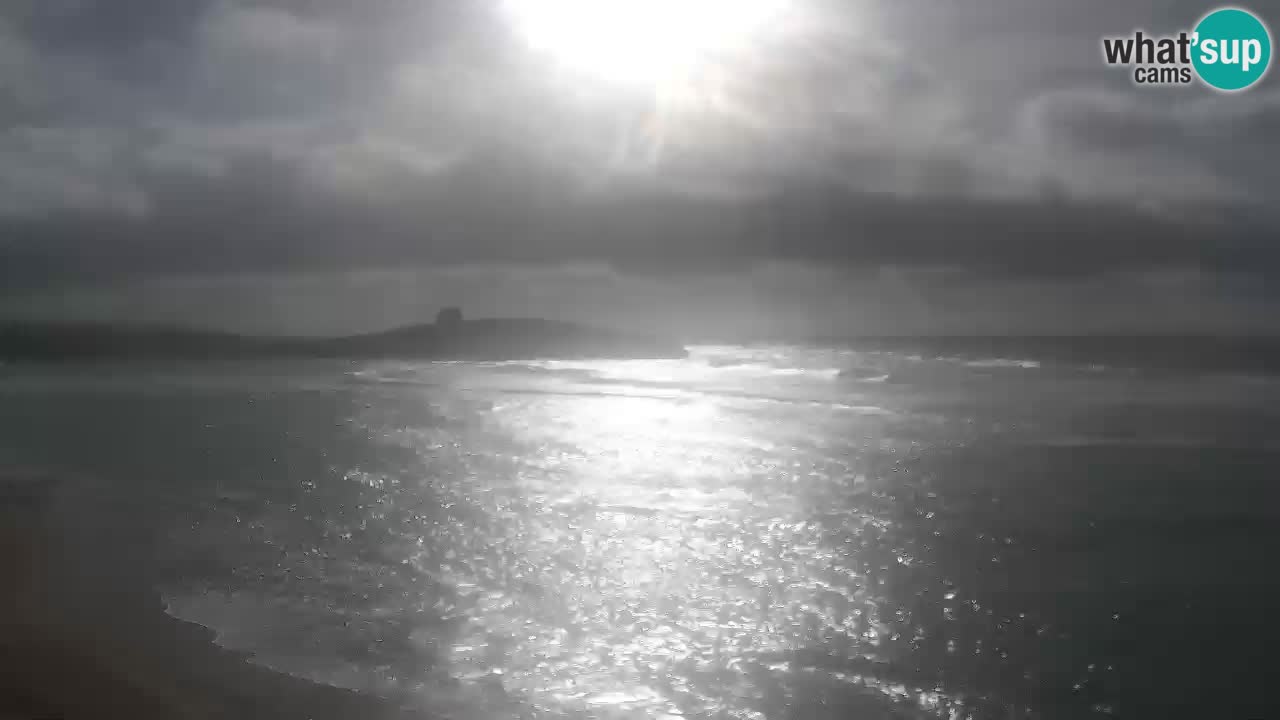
xmin=1 ymin=0 xmax=1277 ymax=332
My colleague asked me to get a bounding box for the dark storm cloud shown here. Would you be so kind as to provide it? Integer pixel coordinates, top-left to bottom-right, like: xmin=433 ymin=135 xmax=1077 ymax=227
xmin=1 ymin=0 xmax=1279 ymax=326
xmin=3 ymin=157 xmax=1271 ymax=289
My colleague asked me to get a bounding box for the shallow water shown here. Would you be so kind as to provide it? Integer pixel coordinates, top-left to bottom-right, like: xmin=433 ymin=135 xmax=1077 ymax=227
xmin=3 ymin=346 xmax=1280 ymax=718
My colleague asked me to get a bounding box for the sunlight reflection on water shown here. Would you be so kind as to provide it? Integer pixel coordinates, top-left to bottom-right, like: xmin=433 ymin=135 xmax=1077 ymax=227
xmin=8 ymin=348 xmax=1280 ymax=718
xmin=135 ymin=346 xmax=1280 ymax=719
xmin=343 ymin=356 xmax=944 ymax=719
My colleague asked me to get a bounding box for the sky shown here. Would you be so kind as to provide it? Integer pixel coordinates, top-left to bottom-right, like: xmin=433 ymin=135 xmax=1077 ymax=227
xmin=1 ymin=0 xmax=1278 ymax=338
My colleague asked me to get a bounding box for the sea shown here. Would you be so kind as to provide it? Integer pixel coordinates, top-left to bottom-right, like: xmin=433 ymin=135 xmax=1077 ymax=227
xmin=2 ymin=343 xmax=1279 ymax=719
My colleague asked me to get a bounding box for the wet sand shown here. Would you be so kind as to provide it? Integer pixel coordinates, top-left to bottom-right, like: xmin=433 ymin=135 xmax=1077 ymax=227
xmin=0 ymin=473 xmax=414 ymax=720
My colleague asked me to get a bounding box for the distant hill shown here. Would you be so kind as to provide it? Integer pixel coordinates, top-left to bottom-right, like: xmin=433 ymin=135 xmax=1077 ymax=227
xmin=0 ymin=317 xmax=686 ymax=362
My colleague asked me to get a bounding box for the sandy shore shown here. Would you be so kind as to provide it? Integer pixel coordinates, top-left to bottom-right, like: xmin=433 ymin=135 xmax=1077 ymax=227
xmin=0 ymin=472 xmax=417 ymax=720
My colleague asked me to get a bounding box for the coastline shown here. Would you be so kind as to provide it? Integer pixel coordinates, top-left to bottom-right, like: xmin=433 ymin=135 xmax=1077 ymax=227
xmin=0 ymin=318 xmax=688 ymax=364
xmin=0 ymin=470 xmax=414 ymax=720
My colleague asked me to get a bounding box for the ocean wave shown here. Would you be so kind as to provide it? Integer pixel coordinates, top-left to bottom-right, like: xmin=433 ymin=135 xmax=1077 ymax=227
xmin=348 ymin=365 xmax=888 ymax=413
xmin=492 ymin=383 xmax=887 ymax=413
xmin=693 ymin=347 xmax=844 ymax=376
xmin=837 ymin=367 xmax=891 ymax=382
xmin=960 ymin=358 xmax=1042 ymax=369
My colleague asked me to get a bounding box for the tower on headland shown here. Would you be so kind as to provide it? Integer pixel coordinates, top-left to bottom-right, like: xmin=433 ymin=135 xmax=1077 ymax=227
xmin=435 ymin=307 xmax=463 ymax=333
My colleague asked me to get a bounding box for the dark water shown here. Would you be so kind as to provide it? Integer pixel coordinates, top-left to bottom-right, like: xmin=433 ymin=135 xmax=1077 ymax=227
xmin=2 ymin=346 xmax=1279 ymax=719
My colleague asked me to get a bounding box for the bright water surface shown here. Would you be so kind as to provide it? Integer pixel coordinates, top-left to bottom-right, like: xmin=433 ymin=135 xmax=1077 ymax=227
xmin=3 ymin=345 xmax=1279 ymax=719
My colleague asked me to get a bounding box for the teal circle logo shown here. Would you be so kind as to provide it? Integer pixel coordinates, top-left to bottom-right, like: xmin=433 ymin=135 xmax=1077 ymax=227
xmin=1192 ymin=7 xmax=1272 ymax=91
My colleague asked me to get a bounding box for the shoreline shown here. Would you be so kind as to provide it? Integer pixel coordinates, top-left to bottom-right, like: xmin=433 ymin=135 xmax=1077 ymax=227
xmin=0 ymin=471 xmax=415 ymax=720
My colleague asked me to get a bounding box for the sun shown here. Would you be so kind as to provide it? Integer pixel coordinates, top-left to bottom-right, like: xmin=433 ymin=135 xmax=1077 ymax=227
xmin=502 ymin=0 xmax=786 ymax=89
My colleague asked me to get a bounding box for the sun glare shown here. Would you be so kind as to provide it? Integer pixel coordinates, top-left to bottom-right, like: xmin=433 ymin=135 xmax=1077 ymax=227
xmin=502 ymin=0 xmax=786 ymax=89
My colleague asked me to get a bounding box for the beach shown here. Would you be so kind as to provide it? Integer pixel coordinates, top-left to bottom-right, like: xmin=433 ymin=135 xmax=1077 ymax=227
xmin=0 ymin=468 xmax=410 ymax=720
